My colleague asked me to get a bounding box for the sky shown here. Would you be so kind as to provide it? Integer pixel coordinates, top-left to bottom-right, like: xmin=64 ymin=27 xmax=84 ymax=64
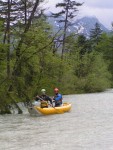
xmin=42 ymin=0 xmax=113 ymax=29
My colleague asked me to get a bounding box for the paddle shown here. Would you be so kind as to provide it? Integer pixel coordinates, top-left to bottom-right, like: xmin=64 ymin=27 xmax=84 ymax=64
xmin=36 ymin=95 xmax=44 ymax=101
xmin=51 ymin=100 xmax=64 ymax=114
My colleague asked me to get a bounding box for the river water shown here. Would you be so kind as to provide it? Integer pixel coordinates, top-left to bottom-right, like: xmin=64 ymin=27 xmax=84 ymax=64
xmin=0 ymin=90 xmax=113 ymax=150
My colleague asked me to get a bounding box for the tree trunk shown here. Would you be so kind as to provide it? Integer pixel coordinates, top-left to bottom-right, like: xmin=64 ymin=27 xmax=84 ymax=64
xmin=24 ymin=0 xmax=27 ymax=25
xmin=6 ymin=0 xmax=11 ymax=79
xmin=61 ymin=1 xmax=69 ymax=59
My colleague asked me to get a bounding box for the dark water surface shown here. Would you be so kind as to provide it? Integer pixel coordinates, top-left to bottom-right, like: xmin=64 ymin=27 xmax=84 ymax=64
xmin=0 ymin=90 xmax=113 ymax=150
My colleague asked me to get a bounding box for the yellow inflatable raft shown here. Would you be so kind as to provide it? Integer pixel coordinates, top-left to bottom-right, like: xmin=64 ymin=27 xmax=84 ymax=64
xmin=28 ymin=103 xmax=71 ymax=115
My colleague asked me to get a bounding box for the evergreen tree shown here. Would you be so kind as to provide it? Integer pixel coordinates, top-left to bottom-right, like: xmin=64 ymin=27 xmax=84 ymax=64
xmin=52 ymin=0 xmax=83 ymax=59
xmin=90 ymin=22 xmax=103 ymax=46
xmin=77 ymin=34 xmax=92 ymax=56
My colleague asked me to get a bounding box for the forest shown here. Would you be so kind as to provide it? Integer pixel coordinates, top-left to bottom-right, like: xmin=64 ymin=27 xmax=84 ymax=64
xmin=0 ymin=0 xmax=113 ymax=114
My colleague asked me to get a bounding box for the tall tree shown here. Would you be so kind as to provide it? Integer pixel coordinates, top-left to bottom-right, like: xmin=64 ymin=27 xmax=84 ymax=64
xmin=52 ymin=0 xmax=83 ymax=59
xmin=14 ymin=0 xmax=42 ymax=77
xmin=90 ymin=22 xmax=103 ymax=46
xmin=0 ymin=0 xmax=12 ymax=78
xmin=6 ymin=0 xmax=11 ymax=78
xmin=0 ymin=0 xmax=45 ymax=114
xmin=0 ymin=0 xmax=35 ymax=78
xmin=76 ymin=34 xmax=92 ymax=56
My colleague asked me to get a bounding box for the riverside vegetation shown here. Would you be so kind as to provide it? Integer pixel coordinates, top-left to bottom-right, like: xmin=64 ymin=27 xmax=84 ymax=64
xmin=0 ymin=0 xmax=112 ymax=114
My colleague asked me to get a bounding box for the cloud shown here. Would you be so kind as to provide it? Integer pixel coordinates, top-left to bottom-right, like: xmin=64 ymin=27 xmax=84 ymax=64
xmin=45 ymin=0 xmax=113 ymax=9
xmin=78 ymin=5 xmax=113 ymax=29
xmin=83 ymin=0 xmax=113 ymax=9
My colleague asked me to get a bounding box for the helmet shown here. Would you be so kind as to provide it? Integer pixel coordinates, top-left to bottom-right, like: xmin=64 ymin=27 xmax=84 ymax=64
xmin=41 ymin=89 xmax=46 ymax=93
xmin=54 ymin=88 xmax=59 ymax=93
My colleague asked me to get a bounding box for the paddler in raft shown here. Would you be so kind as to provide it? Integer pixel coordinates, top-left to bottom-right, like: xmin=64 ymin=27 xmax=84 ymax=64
xmin=53 ymin=88 xmax=63 ymax=107
xmin=35 ymin=89 xmax=53 ymax=108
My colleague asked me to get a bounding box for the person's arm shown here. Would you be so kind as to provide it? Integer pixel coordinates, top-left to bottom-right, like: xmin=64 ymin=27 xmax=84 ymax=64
xmin=35 ymin=96 xmax=40 ymax=101
xmin=46 ymin=96 xmax=53 ymax=106
xmin=35 ymin=95 xmax=44 ymax=101
xmin=48 ymin=97 xmax=53 ymax=105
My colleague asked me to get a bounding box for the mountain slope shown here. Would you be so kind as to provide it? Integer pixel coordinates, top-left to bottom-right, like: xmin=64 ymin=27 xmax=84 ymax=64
xmin=47 ymin=15 xmax=110 ymax=38
xmin=73 ymin=16 xmax=109 ymax=38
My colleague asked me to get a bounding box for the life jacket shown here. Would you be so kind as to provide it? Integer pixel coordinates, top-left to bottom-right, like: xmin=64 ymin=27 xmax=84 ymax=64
xmin=40 ymin=101 xmax=48 ymax=108
xmin=54 ymin=94 xmax=62 ymax=105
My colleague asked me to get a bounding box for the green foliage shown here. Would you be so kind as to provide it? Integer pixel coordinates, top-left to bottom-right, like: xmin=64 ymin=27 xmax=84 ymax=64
xmin=90 ymin=22 xmax=103 ymax=44
xmin=94 ymin=34 xmax=113 ymax=83
xmin=83 ymin=52 xmax=111 ymax=92
xmin=0 ymin=9 xmax=113 ymax=114
xmin=76 ymin=35 xmax=92 ymax=55
xmin=66 ymin=48 xmax=111 ymax=93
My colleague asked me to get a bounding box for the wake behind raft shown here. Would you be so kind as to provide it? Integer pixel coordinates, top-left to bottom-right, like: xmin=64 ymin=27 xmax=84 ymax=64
xmin=28 ymin=103 xmax=72 ymax=115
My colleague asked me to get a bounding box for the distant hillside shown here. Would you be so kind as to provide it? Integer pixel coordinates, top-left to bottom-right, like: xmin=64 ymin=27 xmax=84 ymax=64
xmin=46 ymin=14 xmax=110 ymax=38
xmin=73 ymin=16 xmax=109 ymax=38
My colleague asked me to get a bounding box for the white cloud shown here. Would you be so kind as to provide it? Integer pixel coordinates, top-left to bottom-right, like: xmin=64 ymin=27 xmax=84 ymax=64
xmin=83 ymin=0 xmax=113 ymax=9
xmin=78 ymin=5 xmax=113 ymax=29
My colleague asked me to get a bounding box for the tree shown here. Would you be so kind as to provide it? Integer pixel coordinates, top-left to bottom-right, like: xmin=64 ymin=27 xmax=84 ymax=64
xmin=95 ymin=33 xmax=113 ymax=83
xmin=0 ymin=0 xmax=46 ymax=114
xmin=90 ymin=22 xmax=103 ymax=46
xmin=68 ymin=49 xmax=111 ymax=93
xmin=76 ymin=34 xmax=92 ymax=56
xmin=0 ymin=0 xmax=39 ymax=78
xmin=52 ymin=0 xmax=83 ymax=59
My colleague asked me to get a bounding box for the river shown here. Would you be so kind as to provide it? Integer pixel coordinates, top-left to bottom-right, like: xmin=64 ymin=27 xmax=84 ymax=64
xmin=0 ymin=90 xmax=113 ymax=150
